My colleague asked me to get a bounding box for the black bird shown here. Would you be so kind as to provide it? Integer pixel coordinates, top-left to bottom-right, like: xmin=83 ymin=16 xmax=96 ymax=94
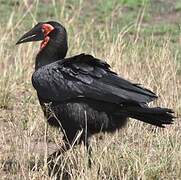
xmin=16 ymin=21 xmax=174 ymax=161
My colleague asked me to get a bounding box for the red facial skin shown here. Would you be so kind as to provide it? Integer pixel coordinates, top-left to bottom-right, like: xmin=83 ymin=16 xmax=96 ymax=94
xmin=40 ymin=36 xmax=50 ymax=49
xmin=40 ymin=24 xmax=54 ymax=49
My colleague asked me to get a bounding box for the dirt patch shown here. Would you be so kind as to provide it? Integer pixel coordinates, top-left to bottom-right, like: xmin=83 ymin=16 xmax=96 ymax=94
xmin=150 ymin=0 xmax=181 ymax=24
xmin=151 ymin=9 xmax=181 ymax=25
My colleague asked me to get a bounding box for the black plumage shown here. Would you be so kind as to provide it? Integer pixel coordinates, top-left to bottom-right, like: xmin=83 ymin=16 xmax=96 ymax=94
xmin=16 ymin=21 xmax=174 ymax=158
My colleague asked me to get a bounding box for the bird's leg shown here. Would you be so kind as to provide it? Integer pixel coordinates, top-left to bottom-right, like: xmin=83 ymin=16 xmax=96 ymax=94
xmin=47 ymin=133 xmax=74 ymax=163
xmin=85 ymin=139 xmax=92 ymax=168
xmin=83 ymin=110 xmax=92 ymax=168
xmin=47 ymin=138 xmax=72 ymax=178
xmin=48 ymin=142 xmax=70 ymax=161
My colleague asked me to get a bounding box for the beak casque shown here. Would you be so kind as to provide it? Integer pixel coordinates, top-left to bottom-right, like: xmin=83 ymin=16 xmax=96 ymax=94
xmin=16 ymin=24 xmax=44 ymax=45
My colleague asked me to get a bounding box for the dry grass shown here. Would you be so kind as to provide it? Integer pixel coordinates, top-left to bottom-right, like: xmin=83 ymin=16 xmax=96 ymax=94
xmin=0 ymin=0 xmax=181 ymax=179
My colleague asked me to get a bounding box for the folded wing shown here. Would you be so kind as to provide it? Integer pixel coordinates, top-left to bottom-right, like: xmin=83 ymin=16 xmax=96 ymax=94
xmin=32 ymin=54 xmax=157 ymax=105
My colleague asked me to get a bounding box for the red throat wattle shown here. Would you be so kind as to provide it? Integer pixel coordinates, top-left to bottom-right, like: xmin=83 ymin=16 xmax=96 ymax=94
xmin=40 ymin=24 xmax=54 ymax=49
xmin=40 ymin=36 xmax=50 ymax=49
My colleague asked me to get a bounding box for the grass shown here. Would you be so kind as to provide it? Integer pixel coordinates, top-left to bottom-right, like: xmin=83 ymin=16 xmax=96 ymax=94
xmin=0 ymin=0 xmax=181 ymax=179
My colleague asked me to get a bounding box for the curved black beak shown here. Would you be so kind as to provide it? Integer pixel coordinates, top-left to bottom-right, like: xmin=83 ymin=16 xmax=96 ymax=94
xmin=16 ymin=24 xmax=44 ymax=45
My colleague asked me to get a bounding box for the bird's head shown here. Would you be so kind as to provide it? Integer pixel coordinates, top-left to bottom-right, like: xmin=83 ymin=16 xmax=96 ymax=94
xmin=16 ymin=21 xmax=67 ymax=50
xmin=16 ymin=21 xmax=68 ymax=67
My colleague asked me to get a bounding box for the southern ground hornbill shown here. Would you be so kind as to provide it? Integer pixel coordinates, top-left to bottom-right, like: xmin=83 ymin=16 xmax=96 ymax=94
xmin=16 ymin=21 xmax=174 ymax=165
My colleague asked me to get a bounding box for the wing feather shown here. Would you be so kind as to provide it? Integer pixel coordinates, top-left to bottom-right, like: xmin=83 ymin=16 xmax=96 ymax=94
xmin=32 ymin=54 xmax=157 ymax=104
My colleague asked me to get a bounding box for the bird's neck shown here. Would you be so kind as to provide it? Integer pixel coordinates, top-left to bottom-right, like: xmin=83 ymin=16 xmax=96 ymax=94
xmin=35 ymin=29 xmax=68 ymax=70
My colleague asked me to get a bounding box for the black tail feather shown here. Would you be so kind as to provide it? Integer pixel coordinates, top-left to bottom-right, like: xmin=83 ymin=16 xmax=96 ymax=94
xmin=120 ymin=106 xmax=175 ymax=128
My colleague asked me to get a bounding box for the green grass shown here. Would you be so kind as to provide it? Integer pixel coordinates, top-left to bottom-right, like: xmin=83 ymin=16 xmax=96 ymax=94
xmin=0 ymin=0 xmax=181 ymax=179
xmin=175 ymin=1 xmax=181 ymax=11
